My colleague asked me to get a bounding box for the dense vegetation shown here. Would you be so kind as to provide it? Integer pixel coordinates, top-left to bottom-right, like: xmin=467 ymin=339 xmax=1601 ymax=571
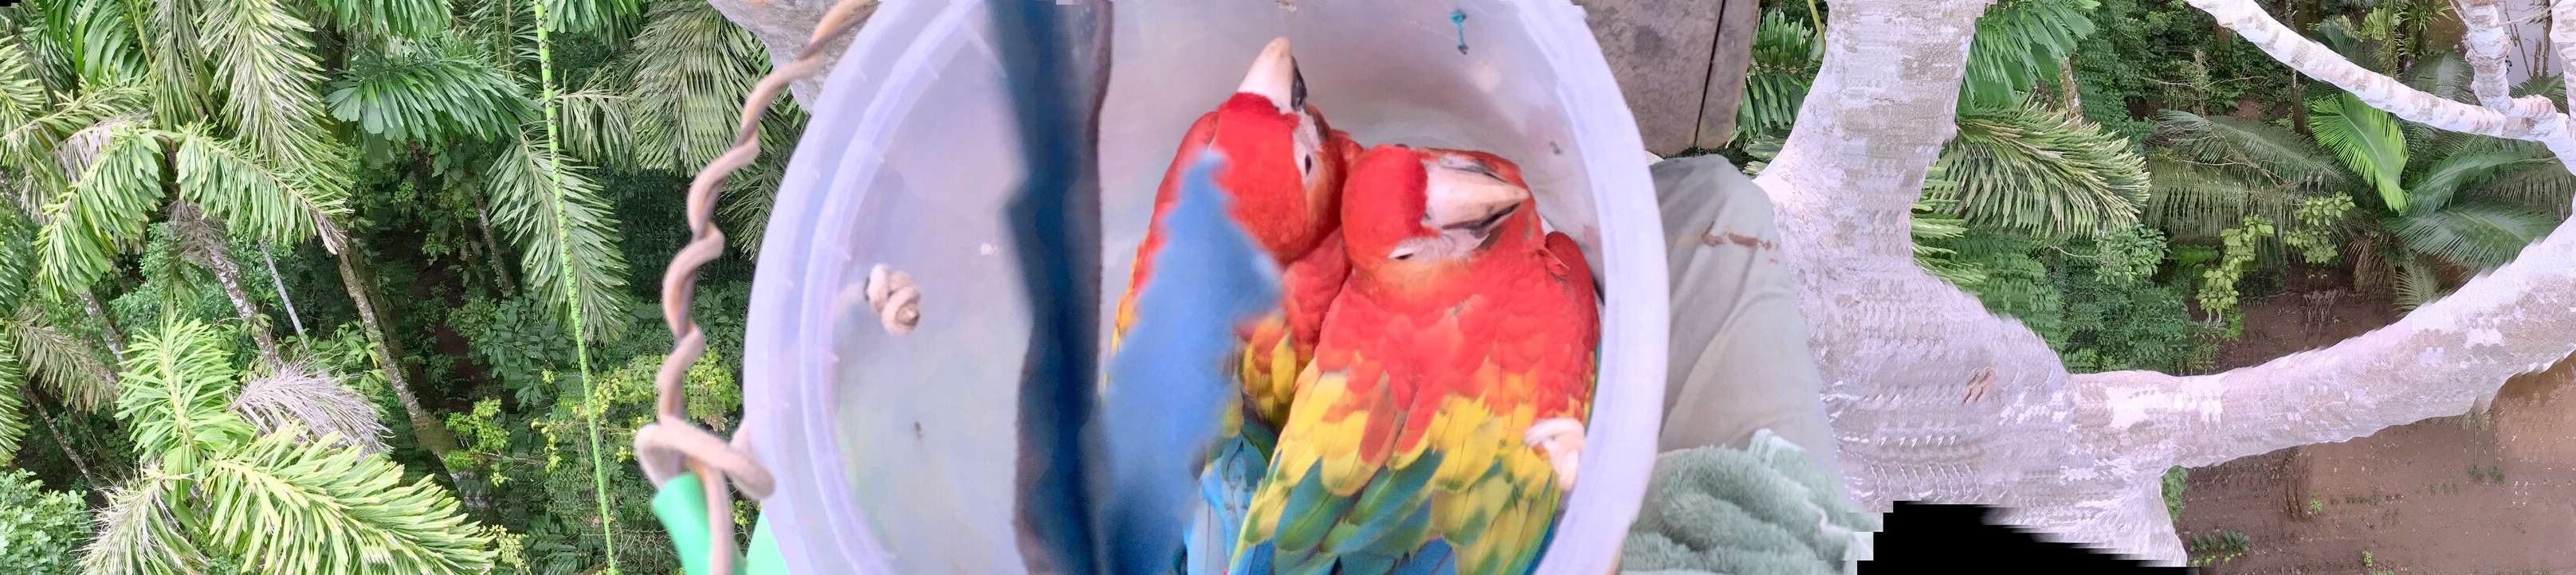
xmin=0 ymin=0 xmax=784 ymax=572
xmin=0 ymin=0 xmax=2564 ymax=573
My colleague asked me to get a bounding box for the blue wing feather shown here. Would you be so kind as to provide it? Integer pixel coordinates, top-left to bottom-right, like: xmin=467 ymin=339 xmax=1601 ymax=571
xmin=1094 ymin=150 xmax=1284 ymax=574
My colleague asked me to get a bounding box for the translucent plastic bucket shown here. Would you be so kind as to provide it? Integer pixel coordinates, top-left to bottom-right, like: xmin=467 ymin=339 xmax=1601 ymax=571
xmin=738 ymin=1 xmax=1669 ymax=573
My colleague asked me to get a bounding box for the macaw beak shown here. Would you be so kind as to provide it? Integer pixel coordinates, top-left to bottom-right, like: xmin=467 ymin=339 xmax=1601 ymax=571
xmin=1239 ymin=36 xmax=1302 ymax=113
xmin=1422 ymin=155 xmax=1530 ymax=240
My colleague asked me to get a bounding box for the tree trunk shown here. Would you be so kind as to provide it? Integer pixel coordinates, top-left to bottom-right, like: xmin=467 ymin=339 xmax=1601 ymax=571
xmin=28 ymin=397 xmax=99 ymax=491
xmin=204 ymin=242 xmax=284 ymax=369
xmin=332 ymin=238 xmax=457 ymax=459
xmin=469 ymin=189 xmax=519 ymax=294
xmin=260 ymin=241 xmax=306 ymax=338
xmin=80 ymin=291 xmax=123 ymax=362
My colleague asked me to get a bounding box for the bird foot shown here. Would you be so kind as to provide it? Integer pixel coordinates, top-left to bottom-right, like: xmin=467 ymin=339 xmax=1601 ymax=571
xmin=1524 ymin=418 xmax=1585 ymax=491
xmin=866 ymin=264 xmax=921 ymax=334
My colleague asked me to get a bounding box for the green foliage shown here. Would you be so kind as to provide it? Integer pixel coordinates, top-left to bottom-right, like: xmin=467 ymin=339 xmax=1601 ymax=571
xmin=483 ymin=131 xmax=634 ymax=343
xmin=2160 ymin=466 xmax=2186 ymax=524
xmin=0 ymin=468 xmax=89 ymax=575
xmin=328 ymin=39 xmax=535 ymax=145
xmin=2285 ymin=194 xmax=2356 ymax=264
xmin=2196 ymin=215 xmax=2275 ymax=320
xmin=2308 ymin=92 xmax=2409 ymax=213
xmin=1731 ymin=8 xmax=1822 ymax=147
xmin=1937 ymin=102 xmax=2150 ymax=239
xmin=1962 ymin=0 xmax=2097 ymax=110
xmin=0 ymin=338 xmax=28 ymax=460
xmin=2091 ymin=225 xmax=2166 ymax=285
xmin=2183 ymin=529 xmax=2250 ymax=565
xmin=90 ymin=319 xmax=498 ymax=575
xmin=623 ymin=0 xmax=772 ymax=173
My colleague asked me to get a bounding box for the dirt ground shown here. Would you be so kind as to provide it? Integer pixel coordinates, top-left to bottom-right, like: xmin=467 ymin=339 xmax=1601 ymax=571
xmin=2173 ymin=278 xmax=2576 ymax=575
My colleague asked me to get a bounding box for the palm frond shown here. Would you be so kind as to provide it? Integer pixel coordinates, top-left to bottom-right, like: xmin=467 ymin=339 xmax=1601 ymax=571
xmin=1733 ymin=9 xmax=1821 ymax=145
xmin=201 ymin=0 xmax=335 ymax=172
xmin=2511 ymin=73 xmax=2565 ymax=104
xmin=34 ymin=122 xmax=163 ymax=299
xmin=2393 ymin=200 xmax=2556 ymax=270
xmin=1930 ymin=103 xmax=2150 ymax=239
xmin=555 ymin=87 xmax=634 ymax=168
xmin=0 ymin=337 xmax=29 ymax=462
xmin=2308 ymin=92 xmax=2411 ymax=213
xmin=10 ymin=306 xmax=119 ymax=411
xmin=228 ymin=361 xmax=388 ymax=455
xmin=627 ymin=0 xmax=768 ymax=172
xmin=80 ymin=471 xmax=205 ymax=575
xmin=165 ymin=126 xmax=350 ymax=252
xmin=2154 ymin=109 xmax=2353 ymax=190
xmin=1961 ymin=0 xmax=2094 ymax=110
xmin=34 ymin=0 xmax=144 ymax=88
xmin=0 ymin=41 xmax=46 ymax=122
xmin=2406 ymin=143 xmax=2548 ymax=215
xmin=312 ymin=0 xmax=448 ymax=41
xmin=2459 ymin=160 xmax=2575 ymax=218
xmin=484 ymin=130 xmax=631 ymax=342
xmin=327 ymin=39 xmax=532 ymax=145
xmin=202 ymin=424 xmax=497 ymax=574
xmin=2 ymin=84 xmax=142 ymax=186
xmin=2393 ymin=255 xmax=2446 ymax=311
xmin=48 ymin=110 xmax=144 ymax=187
xmin=113 ymin=319 xmax=253 ymax=474
xmin=2142 ymin=155 xmax=2312 ymax=243
xmin=718 ymin=152 xmax=783 ymax=256
xmin=539 ymin=0 xmax=642 ymax=37
xmin=143 ymin=0 xmax=212 ymax=122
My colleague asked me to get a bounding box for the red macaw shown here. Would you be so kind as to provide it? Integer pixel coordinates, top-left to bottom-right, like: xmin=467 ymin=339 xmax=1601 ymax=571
xmin=1231 ymin=145 xmax=1600 ymax=575
xmin=1113 ymin=36 xmax=1360 ymax=427
xmin=1105 ymin=37 xmax=1362 ymax=574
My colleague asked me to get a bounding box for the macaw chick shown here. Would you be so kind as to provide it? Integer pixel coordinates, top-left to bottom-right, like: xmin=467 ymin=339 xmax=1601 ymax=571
xmin=1232 ymin=145 xmax=1600 ymax=575
xmin=1105 ymin=36 xmax=1364 ymax=575
xmin=1112 ymin=35 xmax=1361 ymax=429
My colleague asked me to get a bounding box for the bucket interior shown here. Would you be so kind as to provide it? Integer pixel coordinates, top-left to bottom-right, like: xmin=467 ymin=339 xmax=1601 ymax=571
xmin=741 ymin=2 xmax=1667 ymax=573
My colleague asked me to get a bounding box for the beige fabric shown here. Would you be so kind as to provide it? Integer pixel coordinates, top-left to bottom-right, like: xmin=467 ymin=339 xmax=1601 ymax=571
xmin=1649 ymin=155 xmax=1845 ymax=495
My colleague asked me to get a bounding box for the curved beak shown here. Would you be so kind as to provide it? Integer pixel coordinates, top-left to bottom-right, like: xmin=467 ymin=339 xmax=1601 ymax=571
xmin=1422 ymin=158 xmax=1530 ymax=239
xmin=1239 ymin=37 xmax=1302 ymax=113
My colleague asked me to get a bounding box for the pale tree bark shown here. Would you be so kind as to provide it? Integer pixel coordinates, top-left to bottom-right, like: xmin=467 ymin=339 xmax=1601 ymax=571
xmin=79 ymin=290 xmax=122 ymax=362
xmin=259 ymin=241 xmax=305 ymax=338
xmin=169 ymin=202 xmax=284 ymax=369
xmin=1759 ymin=0 xmax=2576 ymax=564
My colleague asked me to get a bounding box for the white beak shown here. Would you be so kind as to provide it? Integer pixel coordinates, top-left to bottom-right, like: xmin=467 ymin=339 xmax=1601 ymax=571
xmin=1421 ymin=156 xmax=1530 ymax=234
xmin=1239 ymin=37 xmax=1300 ymax=113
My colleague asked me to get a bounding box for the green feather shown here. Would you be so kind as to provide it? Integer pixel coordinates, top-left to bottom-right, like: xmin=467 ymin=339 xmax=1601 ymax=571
xmin=1276 ymin=465 xmax=1357 ymax=553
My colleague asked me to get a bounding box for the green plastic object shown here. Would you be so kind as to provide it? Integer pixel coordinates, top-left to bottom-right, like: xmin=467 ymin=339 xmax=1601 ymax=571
xmin=651 ymin=471 xmax=790 ymax=575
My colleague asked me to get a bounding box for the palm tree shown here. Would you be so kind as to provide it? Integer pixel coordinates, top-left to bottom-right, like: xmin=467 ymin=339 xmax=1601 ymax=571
xmin=1734 ymin=0 xmax=2151 ymax=257
xmin=2149 ymin=52 xmax=2573 ymax=310
xmin=2 ymin=0 xmax=662 ymax=470
xmin=78 ymin=319 xmax=494 ymax=575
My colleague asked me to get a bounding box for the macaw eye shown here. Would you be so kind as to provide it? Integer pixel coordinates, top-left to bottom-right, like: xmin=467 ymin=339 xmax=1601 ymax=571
xmin=1303 ymin=155 xmax=1314 ymax=174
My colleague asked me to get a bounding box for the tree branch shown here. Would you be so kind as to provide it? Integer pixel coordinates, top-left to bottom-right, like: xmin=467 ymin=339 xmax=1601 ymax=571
xmin=1761 ymin=0 xmax=2576 ymax=565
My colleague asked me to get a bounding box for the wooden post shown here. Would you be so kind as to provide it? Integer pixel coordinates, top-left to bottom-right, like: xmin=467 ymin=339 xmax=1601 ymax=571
xmin=1583 ymin=0 xmax=1726 ymax=155
xmin=1696 ymin=0 xmax=1761 ymax=151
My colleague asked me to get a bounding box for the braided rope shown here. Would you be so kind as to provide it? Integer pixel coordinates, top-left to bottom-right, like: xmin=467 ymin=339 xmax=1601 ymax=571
xmin=633 ymin=1 xmax=876 ymax=573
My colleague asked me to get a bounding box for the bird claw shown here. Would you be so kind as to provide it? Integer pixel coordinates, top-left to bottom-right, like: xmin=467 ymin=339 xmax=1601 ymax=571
xmin=865 ymin=264 xmax=921 ymax=334
xmin=1524 ymin=418 xmax=1585 ymax=491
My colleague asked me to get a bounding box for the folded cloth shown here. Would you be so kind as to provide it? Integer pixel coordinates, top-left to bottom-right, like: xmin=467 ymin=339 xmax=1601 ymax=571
xmin=1650 ymin=155 xmax=1844 ymax=487
xmin=1620 ymin=429 xmax=1880 ymax=575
